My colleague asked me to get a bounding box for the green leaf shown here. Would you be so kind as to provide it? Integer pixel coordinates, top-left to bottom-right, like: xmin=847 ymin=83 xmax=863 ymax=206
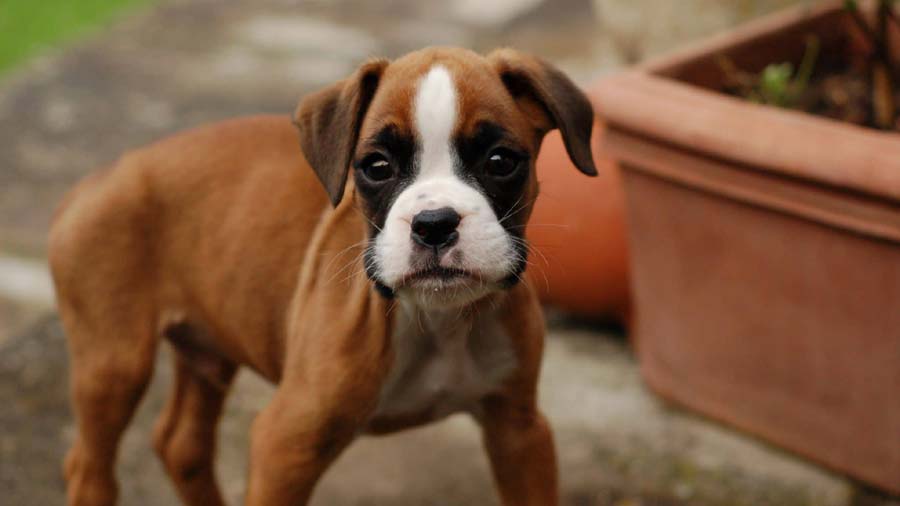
xmin=759 ymin=63 xmax=794 ymax=106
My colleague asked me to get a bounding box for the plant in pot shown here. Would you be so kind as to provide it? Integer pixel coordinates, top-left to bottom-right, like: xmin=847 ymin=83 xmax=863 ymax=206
xmin=591 ymin=0 xmax=900 ymax=494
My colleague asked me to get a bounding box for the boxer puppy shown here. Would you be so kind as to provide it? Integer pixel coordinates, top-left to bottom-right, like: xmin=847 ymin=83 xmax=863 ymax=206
xmin=49 ymin=46 xmax=596 ymax=506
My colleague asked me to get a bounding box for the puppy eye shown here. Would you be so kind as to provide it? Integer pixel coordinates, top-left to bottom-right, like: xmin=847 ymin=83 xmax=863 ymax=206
xmin=359 ymin=154 xmax=393 ymax=182
xmin=485 ymin=148 xmax=521 ymax=179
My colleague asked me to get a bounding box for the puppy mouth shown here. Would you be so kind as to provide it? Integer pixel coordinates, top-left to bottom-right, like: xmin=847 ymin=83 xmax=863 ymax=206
xmin=400 ymin=266 xmax=481 ymax=287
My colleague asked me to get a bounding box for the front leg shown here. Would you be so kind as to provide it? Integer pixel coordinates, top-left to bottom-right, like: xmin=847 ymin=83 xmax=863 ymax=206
xmin=244 ymin=389 xmax=366 ymax=505
xmin=480 ymin=281 xmax=558 ymax=505
xmin=481 ymin=395 xmax=559 ymax=506
xmin=245 ymin=340 xmax=389 ymax=505
xmin=242 ymin=187 xmax=396 ymax=505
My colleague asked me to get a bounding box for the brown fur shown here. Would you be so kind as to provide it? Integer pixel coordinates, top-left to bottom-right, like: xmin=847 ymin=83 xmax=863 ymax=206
xmin=50 ymin=47 xmax=595 ymax=505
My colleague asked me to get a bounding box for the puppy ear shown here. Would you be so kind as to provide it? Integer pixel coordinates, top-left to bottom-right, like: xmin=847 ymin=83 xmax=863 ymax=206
xmin=293 ymin=59 xmax=390 ymax=206
xmin=488 ymin=49 xmax=597 ymax=176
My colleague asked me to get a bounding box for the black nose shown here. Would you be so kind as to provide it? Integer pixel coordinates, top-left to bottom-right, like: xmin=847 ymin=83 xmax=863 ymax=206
xmin=411 ymin=207 xmax=461 ymax=252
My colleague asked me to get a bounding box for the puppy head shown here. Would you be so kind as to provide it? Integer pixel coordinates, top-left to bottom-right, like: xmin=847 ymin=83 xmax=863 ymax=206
xmin=294 ymin=47 xmax=596 ymax=308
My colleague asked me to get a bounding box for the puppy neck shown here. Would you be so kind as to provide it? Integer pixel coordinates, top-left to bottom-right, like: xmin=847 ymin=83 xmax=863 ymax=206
xmin=394 ymin=288 xmax=506 ymax=323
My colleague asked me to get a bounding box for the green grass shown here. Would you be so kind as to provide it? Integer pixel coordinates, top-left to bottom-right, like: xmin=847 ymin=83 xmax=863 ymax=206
xmin=0 ymin=0 xmax=151 ymax=75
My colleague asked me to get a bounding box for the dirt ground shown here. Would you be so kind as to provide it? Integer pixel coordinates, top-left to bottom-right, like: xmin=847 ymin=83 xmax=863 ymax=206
xmin=2 ymin=0 xmax=897 ymax=505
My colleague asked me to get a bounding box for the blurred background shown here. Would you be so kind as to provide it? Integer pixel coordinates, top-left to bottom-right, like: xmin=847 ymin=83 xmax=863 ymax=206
xmin=1 ymin=0 xmax=896 ymax=505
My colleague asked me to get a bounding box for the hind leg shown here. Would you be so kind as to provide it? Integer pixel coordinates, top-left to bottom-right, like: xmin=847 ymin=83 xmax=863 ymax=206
xmin=153 ymin=349 xmax=236 ymax=506
xmin=63 ymin=316 xmax=158 ymax=506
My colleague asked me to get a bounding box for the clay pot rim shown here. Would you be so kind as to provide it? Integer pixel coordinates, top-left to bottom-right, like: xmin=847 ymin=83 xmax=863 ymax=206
xmin=591 ymin=0 xmax=900 ymax=204
xmin=637 ymin=0 xmax=845 ymax=76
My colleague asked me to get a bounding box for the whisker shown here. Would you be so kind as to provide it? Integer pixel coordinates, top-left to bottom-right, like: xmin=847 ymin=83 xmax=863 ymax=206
xmin=352 ymin=203 xmax=383 ymax=232
xmin=498 ymin=195 xmax=540 ymax=225
xmin=336 ymin=264 xmax=370 ymax=286
xmin=505 ymin=223 xmax=571 ymax=230
xmin=322 ymin=240 xmax=369 ymax=275
xmin=497 ymin=193 xmax=525 ymax=224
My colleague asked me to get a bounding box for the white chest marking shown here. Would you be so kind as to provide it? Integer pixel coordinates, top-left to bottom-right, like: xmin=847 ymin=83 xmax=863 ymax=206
xmin=372 ymin=303 xmax=518 ymax=421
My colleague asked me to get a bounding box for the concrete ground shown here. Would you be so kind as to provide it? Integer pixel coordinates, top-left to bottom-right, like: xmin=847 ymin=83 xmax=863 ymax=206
xmin=2 ymin=0 xmax=898 ymax=505
xmin=1 ymin=314 xmax=871 ymax=506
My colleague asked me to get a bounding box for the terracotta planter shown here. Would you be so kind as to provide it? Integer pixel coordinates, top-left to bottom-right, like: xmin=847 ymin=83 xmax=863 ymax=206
xmin=529 ymin=126 xmax=631 ymax=324
xmin=592 ymin=1 xmax=900 ymax=494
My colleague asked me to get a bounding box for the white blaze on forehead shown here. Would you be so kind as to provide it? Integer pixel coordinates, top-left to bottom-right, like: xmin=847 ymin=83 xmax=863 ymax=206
xmin=414 ymin=65 xmax=458 ymax=178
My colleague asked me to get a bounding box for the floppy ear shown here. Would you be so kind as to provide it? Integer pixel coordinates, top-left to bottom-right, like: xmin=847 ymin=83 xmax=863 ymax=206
xmin=293 ymin=59 xmax=390 ymax=206
xmin=488 ymin=49 xmax=597 ymax=176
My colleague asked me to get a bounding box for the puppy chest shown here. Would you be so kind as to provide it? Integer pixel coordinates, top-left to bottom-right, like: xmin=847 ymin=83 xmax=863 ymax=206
xmin=372 ymin=315 xmax=517 ymax=422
